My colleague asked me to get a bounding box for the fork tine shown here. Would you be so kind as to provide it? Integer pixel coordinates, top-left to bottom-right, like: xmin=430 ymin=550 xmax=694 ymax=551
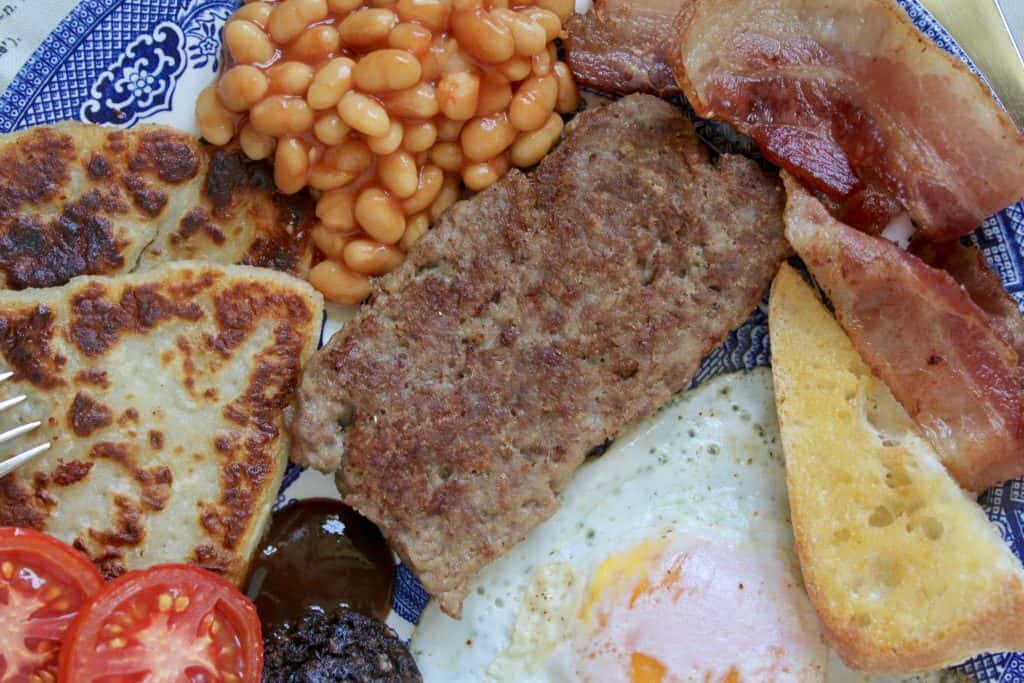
xmin=0 ymin=371 xmax=13 ymax=383
xmin=0 ymin=420 xmax=40 ymax=445
xmin=0 ymin=394 xmax=26 ymax=412
xmin=0 ymin=441 xmax=50 ymax=478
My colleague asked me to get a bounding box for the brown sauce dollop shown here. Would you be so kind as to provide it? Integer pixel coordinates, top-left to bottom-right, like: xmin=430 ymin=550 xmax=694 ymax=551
xmin=247 ymin=498 xmax=395 ymax=631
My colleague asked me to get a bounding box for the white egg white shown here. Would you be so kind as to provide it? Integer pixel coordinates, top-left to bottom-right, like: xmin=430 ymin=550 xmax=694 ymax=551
xmin=411 ymin=369 xmax=825 ymax=681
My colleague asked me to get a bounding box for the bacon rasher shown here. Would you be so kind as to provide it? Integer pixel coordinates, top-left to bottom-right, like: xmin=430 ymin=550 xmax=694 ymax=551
xmin=673 ymin=0 xmax=1024 ymax=239
xmin=782 ymin=173 xmax=1024 ymax=492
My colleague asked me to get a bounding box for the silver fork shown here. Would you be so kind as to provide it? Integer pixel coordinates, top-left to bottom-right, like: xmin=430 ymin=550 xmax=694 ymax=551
xmin=0 ymin=371 xmax=50 ymax=477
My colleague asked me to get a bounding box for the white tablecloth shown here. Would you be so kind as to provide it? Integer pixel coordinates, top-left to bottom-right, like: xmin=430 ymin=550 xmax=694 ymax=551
xmin=1005 ymin=3 xmax=1024 ymax=49
xmin=0 ymin=0 xmax=77 ymax=91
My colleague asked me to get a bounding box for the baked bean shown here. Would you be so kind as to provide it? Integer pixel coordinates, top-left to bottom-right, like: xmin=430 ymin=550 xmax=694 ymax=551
xmin=553 ymin=61 xmax=579 ymax=113
xmin=239 ymin=122 xmax=277 ymax=160
xmin=343 ymin=239 xmax=404 ymax=274
xmin=308 ymin=260 xmax=371 ymax=304
xmin=275 ymin=137 xmax=310 ymax=193
xmin=338 ymin=8 xmax=397 ymax=46
xmin=196 ymin=87 xmax=236 ymax=145
xmin=402 ymin=120 xmax=437 ymax=152
xmin=400 ymin=211 xmax=430 ymax=249
xmin=381 ymin=82 xmax=439 ymax=118
xmin=509 ymin=111 xmax=561 ymax=167
xmin=476 ymin=71 xmax=512 ymax=116
xmin=314 ymin=112 xmax=351 ymax=144
xmin=378 ymin=151 xmax=419 ymax=198
xmin=462 ymin=154 xmax=508 ymax=191
xmin=311 ymin=224 xmax=352 ymax=259
xmin=355 ymin=186 xmax=406 ymax=244
xmin=289 ymin=25 xmax=341 ymax=62
xmin=309 ymin=166 xmax=358 ymax=191
xmin=536 ymin=0 xmax=572 ymax=22
xmin=353 ymin=49 xmax=423 ymax=92
xmin=401 ymin=164 xmax=444 ymax=214
xmin=442 ymin=49 xmax=477 ymax=75
xmin=460 ymin=112 xmax=516 ymax=161
xmin=388 ymin=23 xmax=432 ymax=56
xmin=268 ymin=0 xmax=328 ymax=44
xmin=208 ymin=0 xmax=578 ymax=276
xmin=232 ymin=2 xmax=274 ymax=27
xmin=328 ymin=0 xmax=363 ymax=11
xmin=509 ymin=73 xmax=556 ymax=131
xmin=307 ymin=57 xmax=355 ymax=109
xmin=519 ymin=7 xmax=560 ymax=41
xmin=429 ymin=172 xmax=461 ymax=220
xmin=223 ymin=20 xmax=276 ymax=64
xmin=451 ymin=8 xmax=515 ymax=64
xmin=531 ymin=45 xmax=553 ymax=76
xmin=317 ymin=188 xmax=357 ymax=229
xmin=338 ymin=90 xmax=391 ymax=136
xmin=367 ymin=120 xmax=405 ymax=155
xmin=491 ymin=8 xmax=546 ymax=57
xmin=429 ymin=141 xmax=463 ymax=172
xmin=250 ymin=95 xmax=315 ymax=135
xmin=308 ymin=141 xmax=359 ymax=188
xmin=498 ymin=56 xmax=531 ymax=81
xmin=323 ymin=138 xmax=374 ymax=174
xmin=438 ymin=71 xmax=480 ymax=121
xmin=267 ymin=61 xmax=315 ymax=95
xmin=217 ymin=65 xmax=269 ymax=112
xmin=420 ymin=36 xmax=456 ymax=80
xmin=395 ymin=0 xmax=450 ymax=32
xmin=436 ymin=117 xmax=465 ymax=141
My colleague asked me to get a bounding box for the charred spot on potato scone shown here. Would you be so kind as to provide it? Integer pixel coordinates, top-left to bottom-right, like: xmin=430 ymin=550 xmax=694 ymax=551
xmin=0 ymin=197 xmax=128 ymax=289
xmin=128 ymin=129 xmax=200 ymax=185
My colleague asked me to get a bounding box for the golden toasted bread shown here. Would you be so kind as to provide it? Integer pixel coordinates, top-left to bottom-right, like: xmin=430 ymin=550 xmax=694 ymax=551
xmin=0 ymin=122 xmax=314 ymax=290
xmin=769 ymin=263 xmax=1024 ymax=672
xmin=0 ymin=261 xmax=323 ymax=584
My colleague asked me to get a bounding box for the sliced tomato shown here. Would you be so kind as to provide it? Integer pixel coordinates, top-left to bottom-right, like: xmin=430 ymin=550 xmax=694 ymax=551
xmin=0 ymin=527 xmax=104 ymax=682
xmin=59 ymin=564 xmax=262 ymax=683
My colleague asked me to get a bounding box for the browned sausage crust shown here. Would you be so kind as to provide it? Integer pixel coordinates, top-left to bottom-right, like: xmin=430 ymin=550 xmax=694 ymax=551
xmin=290 ymin=94 xmax=789 ymax=616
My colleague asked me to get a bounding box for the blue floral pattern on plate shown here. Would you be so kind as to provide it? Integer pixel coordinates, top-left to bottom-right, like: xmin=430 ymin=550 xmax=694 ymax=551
xmin=80 ymin=21 xmax=186 ymax=125
xmin=1 ymin=0 xmax=1023 ymax=678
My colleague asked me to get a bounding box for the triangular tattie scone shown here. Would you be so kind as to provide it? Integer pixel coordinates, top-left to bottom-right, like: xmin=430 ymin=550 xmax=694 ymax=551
xmin=769 ymin=263 xmax=1024 ymax=672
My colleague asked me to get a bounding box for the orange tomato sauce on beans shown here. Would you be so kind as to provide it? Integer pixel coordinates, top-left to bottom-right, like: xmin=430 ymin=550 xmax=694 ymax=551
xmin=197 ymin=0 xmax=579 ymax=303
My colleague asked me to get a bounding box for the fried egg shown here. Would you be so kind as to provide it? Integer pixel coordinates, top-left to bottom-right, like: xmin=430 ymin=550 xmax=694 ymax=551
xmin=411 ymin=369 xmax=828 ymax=681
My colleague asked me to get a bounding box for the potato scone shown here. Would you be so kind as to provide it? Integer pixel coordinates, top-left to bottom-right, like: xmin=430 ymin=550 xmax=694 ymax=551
xmin=0 ymin=122 xmax=314 ymax=289
xmin=769 ymin=263 xmax=1024 ymax=671
xmin=0 ymin=261 xmax=323 ymax=584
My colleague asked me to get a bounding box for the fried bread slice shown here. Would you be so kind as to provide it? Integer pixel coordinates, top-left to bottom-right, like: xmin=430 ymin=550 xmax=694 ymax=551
xmin=769 ymin=263 xmax=1024 ymax=671
xmin=0 ymin=122 xmax=314 ymax=289
xmin=0 ymin=261 xmax=323 ymax=584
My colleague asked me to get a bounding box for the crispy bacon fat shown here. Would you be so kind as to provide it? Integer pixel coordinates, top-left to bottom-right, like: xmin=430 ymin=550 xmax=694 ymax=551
xmin=782 ymin=173 xmax=1024 ymax=492
xmin=565 ymin=0 xmax=681 ymax=97
xmin=673 ymin=0 xmax=1024 ymax=240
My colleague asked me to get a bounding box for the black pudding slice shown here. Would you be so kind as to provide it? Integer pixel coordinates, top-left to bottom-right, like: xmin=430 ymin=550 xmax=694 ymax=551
xmin=263 ymin=608 xmax=422 ymax=683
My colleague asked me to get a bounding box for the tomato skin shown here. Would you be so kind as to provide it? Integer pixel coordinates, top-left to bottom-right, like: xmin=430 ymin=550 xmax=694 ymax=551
xmin=58 ymin=564 xmax=263 ymax=683
xmin=0 ymin=527 xmax=104 ymax=682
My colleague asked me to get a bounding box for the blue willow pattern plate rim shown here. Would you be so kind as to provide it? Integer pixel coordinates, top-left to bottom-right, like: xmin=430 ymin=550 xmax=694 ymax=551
xmin=1 ymin=0 xmax=1023 ymax=679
